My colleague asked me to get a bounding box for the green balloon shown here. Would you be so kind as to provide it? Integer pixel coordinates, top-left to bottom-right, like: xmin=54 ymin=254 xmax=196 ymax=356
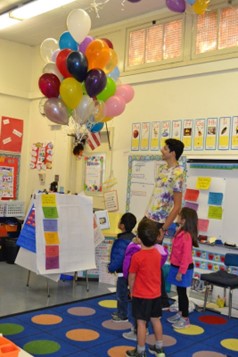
xmin=96 ymin=77 xmax=116 ymax=102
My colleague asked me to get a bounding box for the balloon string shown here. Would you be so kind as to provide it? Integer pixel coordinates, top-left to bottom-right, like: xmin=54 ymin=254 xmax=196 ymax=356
xmin=121 ymin=0 xmax=126 ymax=10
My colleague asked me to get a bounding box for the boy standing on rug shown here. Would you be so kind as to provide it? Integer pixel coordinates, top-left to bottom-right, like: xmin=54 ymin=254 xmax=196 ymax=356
xmin=108 ymin=212 xmax=137 ymax=322
xmin=126 ymin=218 xmax=165 ymax=357
xmin=167 ymin=207 xmax=198 ymax=329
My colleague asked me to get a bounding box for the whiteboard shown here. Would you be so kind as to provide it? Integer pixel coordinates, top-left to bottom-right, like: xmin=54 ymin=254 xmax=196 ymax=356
xmin=187 ymin=160 xmax=238 ymax=245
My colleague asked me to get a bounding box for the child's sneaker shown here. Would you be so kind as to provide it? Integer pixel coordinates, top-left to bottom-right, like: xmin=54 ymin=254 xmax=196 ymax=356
xmin=148 ymin=345 xmax=166 ymax=356
xmin=122 ymin=328 xmax=137 ymax=341
xmin=111 ymin=311 xmax=118 ymax=318
xmin=125 ymin=348 xmax=146 ymax=357
xmin=167 ymin=312 xmax=181 ymax=323
xmin=112 ymin=314 xmax=128 ymax=322
xmin=172 ymin=317 xmax=190 ymax=329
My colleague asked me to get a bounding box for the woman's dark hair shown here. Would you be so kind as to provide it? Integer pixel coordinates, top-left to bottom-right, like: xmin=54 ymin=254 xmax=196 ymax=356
xmin=179 ymin=207 xmax=199 ymax=247
xmin=165 ymin=138 xmax=184 ymax=160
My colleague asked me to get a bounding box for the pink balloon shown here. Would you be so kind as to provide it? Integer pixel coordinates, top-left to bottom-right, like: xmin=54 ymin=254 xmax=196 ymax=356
xmin=115 ymin=84 xmax=135 ymax=103
xmin=44 ymin=98 xmax=69 ymax=125
xmin=104 ymin=95 xmax=126 ymax=117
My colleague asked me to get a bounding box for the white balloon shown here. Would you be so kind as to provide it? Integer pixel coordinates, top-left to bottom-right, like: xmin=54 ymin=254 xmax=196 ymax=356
xmin=72 ymin=95 xmax=94 ymax=124
xmin=43 ymin=62 xmax=63 ymax=81
xmin=40 ymin=38 xmax=58 ymax=63
xmin=67 ymin=9 xmax=91 ymax=44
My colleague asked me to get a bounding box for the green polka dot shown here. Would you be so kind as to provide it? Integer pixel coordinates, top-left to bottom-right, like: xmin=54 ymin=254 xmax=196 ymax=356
xmin=0 ymin=323 xmax=24 ymax=335
xmin=24 ymin=340 xmax=61 ymax=355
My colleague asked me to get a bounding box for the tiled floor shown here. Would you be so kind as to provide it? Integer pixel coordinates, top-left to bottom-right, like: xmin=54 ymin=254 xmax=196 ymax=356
xmin=0 ymin=261 xmax=114 ymax=317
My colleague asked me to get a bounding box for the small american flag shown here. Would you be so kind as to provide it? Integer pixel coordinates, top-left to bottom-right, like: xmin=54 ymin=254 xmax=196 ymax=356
xmin=87 ymin=131 xmax=101 ymax=150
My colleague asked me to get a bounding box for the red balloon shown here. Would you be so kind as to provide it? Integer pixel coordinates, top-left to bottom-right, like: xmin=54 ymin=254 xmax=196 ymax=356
xmin=38 ymin=73 xmax=60 ymax=98
xmin=101 ymin=38 xmax=113 ymax=49
xmin=56 ymin=49 xmax=72 ymax=78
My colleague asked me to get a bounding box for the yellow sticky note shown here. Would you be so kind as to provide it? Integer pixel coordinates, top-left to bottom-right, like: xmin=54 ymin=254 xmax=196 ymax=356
xmin=196 ymin=177 xmax=211 ymax=190
xmin=44 ymin=231 xmax=60 ymax=245
xmin=208 ymin=206 xmax=223 ymax=220
xmin=41 ymin=194 xmax=57 ymax=207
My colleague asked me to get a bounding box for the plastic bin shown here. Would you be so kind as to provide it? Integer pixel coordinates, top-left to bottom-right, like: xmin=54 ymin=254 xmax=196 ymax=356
xmin=5 ymin=238 xmax=19 ymax=264
xmin=162 ymin=264 xmax=171 ymax=293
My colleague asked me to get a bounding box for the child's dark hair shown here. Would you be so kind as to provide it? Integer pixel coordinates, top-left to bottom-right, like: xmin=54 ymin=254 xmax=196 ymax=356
xmin=165 ymin=138 xmax=184 ymax=160
xmin=137 ymin=217 xmax=160 ymax=247
xmin=179 ymin=207 xmax=199 ymax=247
xmin=50 ymin=181 xmax=58 ymax=192
xmin=73 ymin=138 xmax=86 ymax=156
xmin=120 ymin=212 xmax=137 ymax=233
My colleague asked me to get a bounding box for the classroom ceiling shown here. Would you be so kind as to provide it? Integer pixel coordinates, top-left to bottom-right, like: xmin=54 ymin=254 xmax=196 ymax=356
xmin=0 ymin=0 xmax=166 ymax=47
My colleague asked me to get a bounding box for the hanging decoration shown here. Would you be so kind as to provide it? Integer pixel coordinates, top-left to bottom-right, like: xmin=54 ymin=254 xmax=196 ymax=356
xmin=38 ymin=8 xmax=135 ymax=151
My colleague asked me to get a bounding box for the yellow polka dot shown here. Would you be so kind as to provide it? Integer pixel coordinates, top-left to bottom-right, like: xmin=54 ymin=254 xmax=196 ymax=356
xmin=174 ymin=324 xmax=204 ymax=335
xmin=98 ymin=300 xmax=117 ymax=308
xmin=221 ymin=338 xmax=238 ymax=351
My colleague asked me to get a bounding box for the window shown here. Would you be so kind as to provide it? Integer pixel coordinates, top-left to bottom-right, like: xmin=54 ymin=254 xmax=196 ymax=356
xmin=127 ymin=18 xmax=183 ymax=68
xmin=125 ymin=2 xmax=238 ymax=73
xmin=194 ymin=5 xmax=238 ymax=56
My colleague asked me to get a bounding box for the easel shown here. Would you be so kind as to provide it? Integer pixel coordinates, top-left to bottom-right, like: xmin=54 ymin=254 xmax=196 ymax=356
xmin=26 ymin=269 xmax=90 ymax=297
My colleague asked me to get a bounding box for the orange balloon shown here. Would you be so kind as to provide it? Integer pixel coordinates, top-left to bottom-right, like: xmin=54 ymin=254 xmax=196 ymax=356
xmin=88 ymin=48 xmax=110 ymax=70
xmin=85 ymin=39 xmax=108 ymax=58
xmin=103 ymin=49 xmax=118 ymax=74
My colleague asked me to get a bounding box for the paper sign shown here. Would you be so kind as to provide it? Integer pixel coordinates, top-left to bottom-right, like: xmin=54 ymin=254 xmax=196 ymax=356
xmin=184 ymin=188 xmax=199 ymax=201
xmin=41 ymin=194 xmax=57 ymax=207
xmin=184 ymin=201 xmax=199 ymax=211
xmin=196 ymin=177 xmax=211 ymax=190
xmin=208 ymin=206 xmax=223 ymax=220
xmin=208 ymin=192 xmax=223 ymax=206
xmin=43 ymin=219 xmax=58 ymax=231
xmin=44 ymin=231 xmax=60 ymax=245
xmin=198 ymin=218 xmax=209 ymax=232
xmin=42 ymin=206 xmax=59 ymax=219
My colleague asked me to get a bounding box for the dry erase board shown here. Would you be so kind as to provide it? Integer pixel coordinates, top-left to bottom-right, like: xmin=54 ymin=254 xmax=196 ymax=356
xmin=186 ymin=160 xmax=238 ymax=245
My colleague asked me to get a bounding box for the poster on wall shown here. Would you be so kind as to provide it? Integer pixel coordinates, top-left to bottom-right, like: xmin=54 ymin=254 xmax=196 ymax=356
xmin=0 ymin=116 xmax=23 ymax=153
xmin=30 ymin=142 xmax=53 ymax=170
xmin=171 ymin=120 xmax=182 ymax=140
xmin=140 ymin=122 xmax=150 ymax=151
xmin=231 ymin=116 xmax=238 ymax=150
xmin=84 ymin=154 xmax=105 ymax=193
xmin=182 ymin=119 xmax=193 ymax=150
xmin=194 ymin=119 xmax=205 ymax=150
xmin=205 ymin=117 xmax=218 ymax=150
xmin=160 ymin=121 xmax=171 ymax=148
xmin=218 ymin=116 xmax=231 ymax=150
xmin=0 ymin=154 xmax=20 ymax=199
xmin=131 ymin=123 xmax=141 ymax=151
xmin=150 ymin=121 xmax=160 ymax=150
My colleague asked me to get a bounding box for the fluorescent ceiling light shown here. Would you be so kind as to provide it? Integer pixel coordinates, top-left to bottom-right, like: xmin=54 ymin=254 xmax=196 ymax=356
xmin=0 ymin=12 xmax=20 ymax=29
xmin=10 ymin=0 xmax=75 ymax=21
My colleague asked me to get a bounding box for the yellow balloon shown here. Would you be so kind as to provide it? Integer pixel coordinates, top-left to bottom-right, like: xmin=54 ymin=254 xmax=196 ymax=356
xmin=60 ymin=78 xmax=83 ymax=109
xmin=192 ymin=0 xmax=210 ymax=15
xmin=102 ymin=116 xmax=113 ymax=122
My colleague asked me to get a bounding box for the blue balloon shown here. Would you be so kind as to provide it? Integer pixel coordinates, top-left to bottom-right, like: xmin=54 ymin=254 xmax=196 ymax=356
xmin=87 ymin=120 xmax=104 ymax=133
xmin=59 ymin=31 xmax=78 ymax=51
xmin=186 ymin=0 xmax=196 ymax=4
xmin=108 ymin=66 xmax=120 ymax=81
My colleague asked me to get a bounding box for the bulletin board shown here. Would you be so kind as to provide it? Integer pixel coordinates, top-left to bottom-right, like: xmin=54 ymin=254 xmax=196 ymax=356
xmin=0 ymin=153 xmax=20 ymax=199
xmin=186 ymin=159 xmax=238 ymax=245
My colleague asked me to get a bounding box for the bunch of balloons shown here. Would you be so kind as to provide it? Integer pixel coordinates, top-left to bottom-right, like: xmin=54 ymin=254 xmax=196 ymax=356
xmin=38 ymin=8 xmax=135 ymax=134
xmin=166 ymin=0 xmax=210 ymax=15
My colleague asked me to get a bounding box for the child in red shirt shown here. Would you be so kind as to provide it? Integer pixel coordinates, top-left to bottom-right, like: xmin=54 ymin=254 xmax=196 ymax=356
xmin=126 ymin=218 xmax=165 ymax=357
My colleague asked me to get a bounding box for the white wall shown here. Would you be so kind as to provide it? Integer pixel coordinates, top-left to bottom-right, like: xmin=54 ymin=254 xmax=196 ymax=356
xmin=1 ymin=14 xmax=238 ymax=213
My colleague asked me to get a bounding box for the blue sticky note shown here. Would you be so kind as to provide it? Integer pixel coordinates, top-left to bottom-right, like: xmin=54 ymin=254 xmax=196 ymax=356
xmin=208 ymin=192 xmax=223 ymax=206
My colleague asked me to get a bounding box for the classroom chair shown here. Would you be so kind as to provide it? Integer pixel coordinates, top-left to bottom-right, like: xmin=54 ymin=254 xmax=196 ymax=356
xmin=200 ymin=253 xmax=238 ymax=318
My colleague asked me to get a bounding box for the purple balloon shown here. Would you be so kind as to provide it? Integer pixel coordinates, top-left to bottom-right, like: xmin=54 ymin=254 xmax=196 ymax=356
xmin=79 ymin=36 xmax=94 ymax=54
xmin=166 ymin=0 xmax=186 ymax=13
xmin=127 ymin=0 xmax=141 ymax=2
xmin=44 ymin=98 xmax=69 ymax=125
xmin=85 ymin=69 xmax=107 ymax=98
